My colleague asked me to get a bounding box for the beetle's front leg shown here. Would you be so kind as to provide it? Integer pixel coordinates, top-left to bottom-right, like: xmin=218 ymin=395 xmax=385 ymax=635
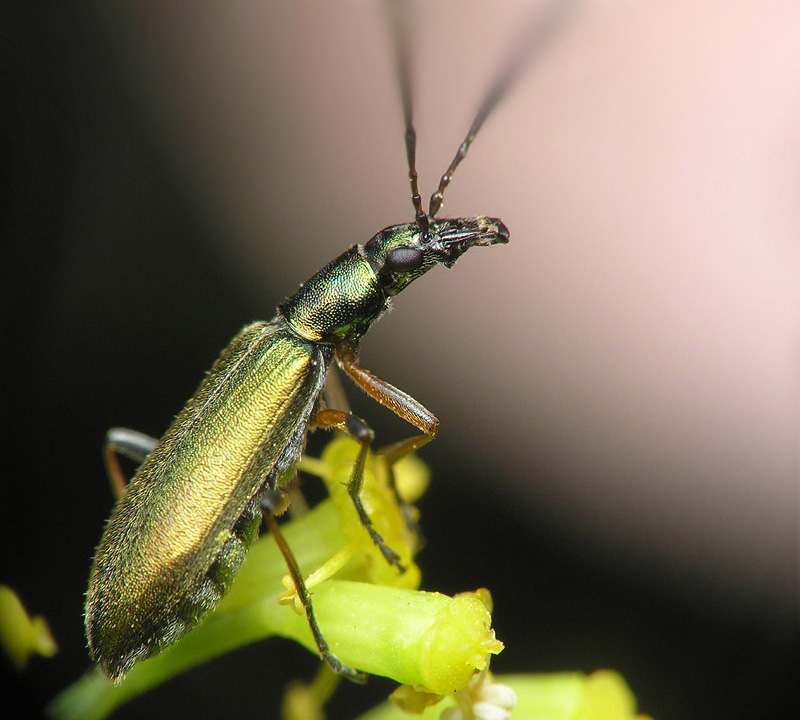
xmin=329 ymin=349 xmax=440 ymax=557
xmin=336 ymin=350 xmax=439 ymax=442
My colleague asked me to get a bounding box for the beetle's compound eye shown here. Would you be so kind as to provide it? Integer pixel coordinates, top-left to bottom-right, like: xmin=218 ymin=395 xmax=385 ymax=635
xmin=385 ymin=246 xmax=424 ymax=272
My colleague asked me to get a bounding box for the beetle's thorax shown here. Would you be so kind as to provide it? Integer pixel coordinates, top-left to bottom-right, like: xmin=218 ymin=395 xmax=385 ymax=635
xmin=279 ymin=245 xmax=387 ymax=346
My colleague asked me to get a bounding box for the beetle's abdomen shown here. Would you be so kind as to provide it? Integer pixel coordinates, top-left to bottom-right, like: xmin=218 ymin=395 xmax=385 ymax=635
xmin=170 ymin=495 xmax=262 ymax=631
xmin=86 ymin=320 xmax=331 ymax=680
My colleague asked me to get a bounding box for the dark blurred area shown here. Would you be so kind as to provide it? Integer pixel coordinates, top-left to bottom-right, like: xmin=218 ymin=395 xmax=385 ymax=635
xmin=2 ymin=1 xmax=797 ymax=719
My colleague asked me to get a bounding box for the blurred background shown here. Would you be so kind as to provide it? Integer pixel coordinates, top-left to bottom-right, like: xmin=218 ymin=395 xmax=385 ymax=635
xmin=2 ymin=0 xmax=797 ymax=718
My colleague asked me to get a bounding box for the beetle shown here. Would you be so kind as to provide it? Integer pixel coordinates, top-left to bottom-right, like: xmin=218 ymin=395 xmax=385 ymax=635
xmin=85 ymin=2 xmax=528 ymax=685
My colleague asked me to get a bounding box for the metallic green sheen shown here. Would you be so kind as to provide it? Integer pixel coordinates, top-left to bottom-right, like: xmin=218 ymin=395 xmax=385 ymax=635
xmin=283 ymin=246 xmax=385 ymax=344
xmin=85 ymin=216 xmax=508 ymax=682
xmin=86 ymin=319 xmax=331 ymax=680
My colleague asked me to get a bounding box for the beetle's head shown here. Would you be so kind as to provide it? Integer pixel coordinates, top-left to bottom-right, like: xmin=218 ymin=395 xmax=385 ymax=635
xmin=364 ymin=216 xmax=509 ymax=297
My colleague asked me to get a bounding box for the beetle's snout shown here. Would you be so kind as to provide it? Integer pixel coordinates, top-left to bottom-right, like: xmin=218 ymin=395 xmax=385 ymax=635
xmin=432 ymin=216 xmax=510 ymax=267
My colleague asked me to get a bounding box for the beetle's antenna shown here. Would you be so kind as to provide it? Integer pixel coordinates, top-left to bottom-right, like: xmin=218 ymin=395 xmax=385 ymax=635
xmin=428 ymin=0 xmax=578 ymax=218
xmin=385 ymin=0 xmax=430 ymax=235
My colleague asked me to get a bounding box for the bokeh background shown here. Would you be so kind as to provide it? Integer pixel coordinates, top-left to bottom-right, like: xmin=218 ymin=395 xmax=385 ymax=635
xmin=3 ymin=1 xmax=797 ymax=718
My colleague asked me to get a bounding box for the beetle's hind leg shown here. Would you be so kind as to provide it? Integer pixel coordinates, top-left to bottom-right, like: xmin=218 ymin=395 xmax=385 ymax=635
xmin=260 ymin=490 xmax=367 ymax=684
xmin=104 ymin=427 xmax=158 ymax=500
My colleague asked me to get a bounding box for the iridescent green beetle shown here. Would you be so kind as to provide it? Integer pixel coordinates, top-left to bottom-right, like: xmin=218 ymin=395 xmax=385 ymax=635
xmin=85 ymin=6 xmax=516 ymax=684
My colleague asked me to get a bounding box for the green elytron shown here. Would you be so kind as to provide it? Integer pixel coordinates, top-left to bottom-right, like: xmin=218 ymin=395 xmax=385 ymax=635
xmin=85 ymin=5 xmax=518 ymax=685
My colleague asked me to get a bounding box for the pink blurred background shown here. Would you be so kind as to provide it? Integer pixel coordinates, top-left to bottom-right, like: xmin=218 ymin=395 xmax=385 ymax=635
xmin=97 ymin=0 xmax=797 ymax=619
